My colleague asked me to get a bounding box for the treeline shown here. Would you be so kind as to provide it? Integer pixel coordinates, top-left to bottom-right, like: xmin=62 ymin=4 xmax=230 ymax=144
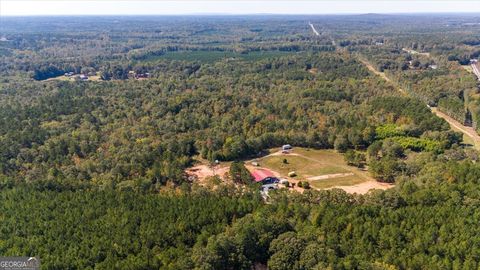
xmin=1 ymin=52 xmax=462 ymax=187
xmin=0 ymin=184 xmax=262 ymax=269
xmin=3 ymin=156 xmax=480 ymax=269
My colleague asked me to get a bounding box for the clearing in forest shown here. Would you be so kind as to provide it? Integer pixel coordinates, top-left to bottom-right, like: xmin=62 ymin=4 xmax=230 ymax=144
xmin=253 ymin=148 xmax=392 ymax=194
xmin=185 ymin=148 xmax=392 ymax=194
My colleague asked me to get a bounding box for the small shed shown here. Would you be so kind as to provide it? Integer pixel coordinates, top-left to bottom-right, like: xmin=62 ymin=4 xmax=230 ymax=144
xmin=282 ymin=144 xmax=292 ymax=151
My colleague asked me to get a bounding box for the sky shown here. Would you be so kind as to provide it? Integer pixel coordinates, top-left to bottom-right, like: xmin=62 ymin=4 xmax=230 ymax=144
xmin=1 ymin=0 xmax=480 ymax=16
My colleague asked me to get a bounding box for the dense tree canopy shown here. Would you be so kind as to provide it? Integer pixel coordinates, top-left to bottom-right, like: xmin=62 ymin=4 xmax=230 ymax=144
xmin=1 ymin=14 xmax=480 ymax=269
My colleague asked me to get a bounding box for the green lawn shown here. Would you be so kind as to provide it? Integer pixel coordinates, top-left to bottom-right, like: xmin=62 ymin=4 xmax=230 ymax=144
xmin=293 ymin=148 xmax=347 ymax=162
xmin=260 ymin=155 xmax=349 ymax=179
xmin=257 ymin=148 xmax=374 ymax=189
xmin=309 ymin=175 xmax=366 ymax=189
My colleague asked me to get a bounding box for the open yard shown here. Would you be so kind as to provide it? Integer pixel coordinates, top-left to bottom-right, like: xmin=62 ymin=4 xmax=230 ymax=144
xmin=253 ymin=148 xmax=392 ymax=194
xmin=45 ymin=75 xmax=102 ymax=82
xmin=185 ymin=147 xmax=393 ymax=194
xmin=309 ymin=175 xmax=366 ymax=189
xmin=260 ymin=153 xmax=350 ymax=179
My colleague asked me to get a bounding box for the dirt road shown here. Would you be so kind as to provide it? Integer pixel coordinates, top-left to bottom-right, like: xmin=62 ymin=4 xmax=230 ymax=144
xmin=327 ymin=181 xmax=393 ymax=194
xmin=308 ymin=22 xmax=320 ymax=36
xmin=360 ymin=57 xmax=480 ymax=148
xmin=472 ymin=62 xmax=480 ymax=81
xmin=359 ymin=59 xmax=408 ymax=95
xmin=307 ymin=173 xmax=353 ymax=181
xmin=430 ymin=107 xmax=480 ymax=149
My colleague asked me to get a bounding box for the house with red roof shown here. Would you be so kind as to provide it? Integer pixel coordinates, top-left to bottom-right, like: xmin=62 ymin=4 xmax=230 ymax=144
xmin=251 ymin=169 xmax=279 ymax=185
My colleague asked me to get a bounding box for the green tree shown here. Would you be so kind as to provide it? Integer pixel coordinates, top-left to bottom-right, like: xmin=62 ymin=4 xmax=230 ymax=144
xmin=229 ymin=161 xmax=253 ymax=184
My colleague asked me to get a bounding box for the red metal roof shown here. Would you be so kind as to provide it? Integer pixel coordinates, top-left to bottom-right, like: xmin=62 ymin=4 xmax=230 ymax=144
xmin=252 ymin=169 xmax=275 ymax=182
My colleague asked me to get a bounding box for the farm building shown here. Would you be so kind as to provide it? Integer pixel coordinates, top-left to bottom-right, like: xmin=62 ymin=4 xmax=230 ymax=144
xmin=251 ymin=169 xmax=279 ymax=184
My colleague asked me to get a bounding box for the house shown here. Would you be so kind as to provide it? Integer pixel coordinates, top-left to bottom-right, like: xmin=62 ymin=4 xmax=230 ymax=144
xmin=252 ymin=169 xmax=280 ymax=185
xmin=252 ymin=168 xmax=275 ymax=182
xmin=429 ymin=64 xmax=438 ymax=70
xmin=282 ymin=144 xmax=292 ymax=151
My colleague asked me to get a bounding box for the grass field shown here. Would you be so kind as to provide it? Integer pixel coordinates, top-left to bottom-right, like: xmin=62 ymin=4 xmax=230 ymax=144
xmin=257 ymin=148 xmax=375 ymax=190
xmin=260 ymin=154 xmax=349 ymax=178
xmin=309 ymin=175 xmax=366 ymax=189
xmin=45 ymin=75 xmax=102 ymax=82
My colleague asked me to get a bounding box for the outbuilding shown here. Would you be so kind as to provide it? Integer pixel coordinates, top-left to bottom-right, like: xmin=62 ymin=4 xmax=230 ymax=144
xmin=282 ymin=144 xmax=292 ymax=151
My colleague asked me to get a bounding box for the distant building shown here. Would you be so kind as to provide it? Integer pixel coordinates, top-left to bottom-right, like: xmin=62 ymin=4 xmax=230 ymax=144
xmin=282 ymin=144 xmax=292 ymax=151
xmin=135 ymin=72 xmax=150 ymax=79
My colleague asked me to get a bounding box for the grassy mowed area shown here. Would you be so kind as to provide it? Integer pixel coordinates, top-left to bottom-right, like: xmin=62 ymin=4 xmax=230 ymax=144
xmin=44 ymin=75 xmax=102 ymax=82
xmin=293 ymin=148 xmax=347 ymax=162
xmin=260 ymin=155 xmax=349 ymax=179
xmin=310 ymin=175 xmax=366 ymax=189
xmin=257 ymin=148 xmax=375 ymax=188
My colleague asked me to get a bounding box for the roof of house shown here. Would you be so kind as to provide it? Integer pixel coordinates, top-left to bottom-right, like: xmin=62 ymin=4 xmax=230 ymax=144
xmin=252 ymin=169 xmax=275 ymax=182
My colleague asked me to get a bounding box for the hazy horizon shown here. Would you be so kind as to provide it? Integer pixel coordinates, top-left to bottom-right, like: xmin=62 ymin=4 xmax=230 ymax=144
xmin=2 ymin=0 xmax=480 ymax=16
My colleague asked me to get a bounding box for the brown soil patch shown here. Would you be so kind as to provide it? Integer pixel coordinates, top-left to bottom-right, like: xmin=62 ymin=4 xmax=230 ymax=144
xmin=186 ymin=164 xmax=230 ymax=185
xmin=327 ymin=181 xmax=393 ymax=194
